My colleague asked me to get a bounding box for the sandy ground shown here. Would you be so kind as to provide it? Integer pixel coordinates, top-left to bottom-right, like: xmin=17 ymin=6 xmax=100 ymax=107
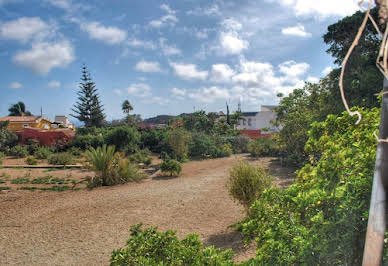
xmin=0 ymin=155 xmax=295 ymax=265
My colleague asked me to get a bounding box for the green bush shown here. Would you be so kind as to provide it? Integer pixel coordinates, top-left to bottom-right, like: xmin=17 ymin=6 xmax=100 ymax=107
xmin=9 ymin=145 xmax=29 ymax=158
xmin=226 ymin=161 xmax=272 ymax=214
xmin=140 ymin=129 xmax=166 ymax=153
xmin=69 ymin=134 xmax=104 ymax=150
xmin=48 ymin=153 xmax=75 ymax=165
xmin=189 ymin=133 xmax=216 ymax=159
xmin=241 ymin=108 xmax=388 ymax=265
xmin=0 ymin=121 xmax=18 ymax=152
xmin=68 ymin=147 xmax=82 ymax=157
xmin=165 ymin=128 xmax=191 ymax=161
xmin=129 ymin=149 xmax=152 ymax=166
xmin=248 ymin=137 xmax=279 ymax=157
xmin=216 ymin=143 xmax=233 ymax=158
xmin=117 ymin=159 xmax=143 ymax=182
xmin=104 ymin=126 xmax=140 ymax=153
xmin=0 ymin=151 xmax=3 ymax=165
xmin=231 ymin=135 xmax=251 ymax=154
xmin=110 ymin=224 xmax=234 ymax=265
xmin=26 ymin=157 xmax=37 ymax=165
xmin=34 ymin=146 xmax=52 ymax=159
xmin=160 ymin=159 xmax=182 ymax=176
xmin=25 ymin=138 xmax=41 ymax=155
xmin=85 ymin=145 xmax=142 ymax=187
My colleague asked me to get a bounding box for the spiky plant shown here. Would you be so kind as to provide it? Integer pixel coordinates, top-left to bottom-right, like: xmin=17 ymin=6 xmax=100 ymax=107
xmin=84 ymin=144 xmax=118 ymax=186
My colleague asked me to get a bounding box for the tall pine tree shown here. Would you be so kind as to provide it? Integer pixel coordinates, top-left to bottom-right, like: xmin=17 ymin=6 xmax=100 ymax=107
xmin=71 ymin=65 xmax=105 ymax=127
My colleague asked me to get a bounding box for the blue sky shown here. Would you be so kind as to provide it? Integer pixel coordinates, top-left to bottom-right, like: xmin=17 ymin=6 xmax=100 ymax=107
xmin=0 ymin=0 xmax=360 ymax=122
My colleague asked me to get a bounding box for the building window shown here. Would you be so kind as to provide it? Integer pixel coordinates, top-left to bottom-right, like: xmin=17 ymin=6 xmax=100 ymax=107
xmin=23 ymin=124 xmax=28 ymax=128
xmin=248 ymin=118 xmax=252 ymax=126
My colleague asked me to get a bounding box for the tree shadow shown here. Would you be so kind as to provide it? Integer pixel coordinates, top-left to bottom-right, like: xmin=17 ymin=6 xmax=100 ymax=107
xmin=152 ymin=174 xmax=179 ymax=181
xmin=203 ymin=230 xmax=255 ymax=258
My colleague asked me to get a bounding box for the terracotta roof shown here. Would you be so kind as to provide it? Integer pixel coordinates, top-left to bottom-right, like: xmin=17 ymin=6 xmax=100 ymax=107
xmin=0 ymin=116 xmax=42 ymax=123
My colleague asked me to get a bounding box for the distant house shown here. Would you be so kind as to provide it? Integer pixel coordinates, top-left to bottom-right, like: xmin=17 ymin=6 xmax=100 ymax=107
xmin=236 ymin=105 xmax=278 ymax=134
xmin=51 ymin=115 xmax=75 ymax=130
xmin=0 ymin=116 xmax=52 ymax=131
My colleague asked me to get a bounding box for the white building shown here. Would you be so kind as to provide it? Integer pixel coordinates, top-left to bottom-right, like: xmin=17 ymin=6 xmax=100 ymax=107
xmin=52 ymin=115 xmax=75 ymax=130
xmin=236 ymin=105 xmax=278 ymax=133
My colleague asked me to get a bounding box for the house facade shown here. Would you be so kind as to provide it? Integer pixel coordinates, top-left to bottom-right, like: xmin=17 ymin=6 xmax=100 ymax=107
xmin=52 ymin=115 xmax=75 ymax=130
xmin=0 ymin=116 xmax=52 ymax=131
xmin=236 ymin=105 xmax=278 ymax=133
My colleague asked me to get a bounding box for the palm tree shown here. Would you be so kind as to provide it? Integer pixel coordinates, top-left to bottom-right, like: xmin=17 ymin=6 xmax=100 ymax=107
xmin=8 ymin=102 xmax=32 ymax=116
xmin=121 ymin=100 xmax=133 ymax=115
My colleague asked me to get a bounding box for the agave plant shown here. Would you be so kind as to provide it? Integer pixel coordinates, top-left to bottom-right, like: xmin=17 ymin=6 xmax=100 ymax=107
xmin=84 ymin=144 xmax=118 ymax=186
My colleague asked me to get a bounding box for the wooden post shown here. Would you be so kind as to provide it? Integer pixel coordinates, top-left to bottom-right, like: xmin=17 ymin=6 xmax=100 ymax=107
xmin=362 ymin=78 xmax=388 ymax=266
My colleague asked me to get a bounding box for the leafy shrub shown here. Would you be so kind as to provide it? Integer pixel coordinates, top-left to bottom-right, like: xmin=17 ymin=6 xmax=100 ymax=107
xmin=226 ymin=161 xmax=272 ymax=214
xmin=110 ymin=224 xmax=234 ymax=265
xmin=165 ymin=128 xmax=191 ymax=161
xmin=84 ymin=144 xmax=118 ymax=186
xmin=48 ymin=153 xmax=75 ymax=165
xmin=26 ymin=157 xmax=37 ymax=165
xmin=9 ymin=145 xmax=28 ymax=158
xmin=104 ymin=126 xmax=140 ymax=153
xmin=0 ymin=151 xmax=4 ymax=165
xmin=68 ymin=147 xmax=82 ymax=157
xmin=69 ymin=134 xmax=104 ymax=150
xmin=189 ymin=133 xmax=216 ymax=159
xmin=241 ymin=108 xmax=387 ymax=265
xmin=129 ymin=149 xmax=152 ymax=166
xmin=160 ymin=159 xmax=182 ymax=176
xmin=214 ymin=143 xmax=233 ymax=158
xmin=248 ymin=137 xmax=279 ymax=157
xmin=25 ymin=138 xmax=41 ymax=155
xmin=117 ymin=159 xmax=143 ymax=182
xmin=140 ymin=129 xmax=166 ymax=153
xmin=231 ymin=135 xmax=251 ymax=154
xmin=34 ymin=146 xmax=52 ymax=159
xmin=0 ymin=121 xmax=18 ymax=153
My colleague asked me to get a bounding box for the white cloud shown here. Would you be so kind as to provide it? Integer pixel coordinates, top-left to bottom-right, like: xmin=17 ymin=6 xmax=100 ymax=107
xmin=278 ymin=60 xmax=310 ymax=78
xmin=189 ymin=86 xmax=230 ymax=103
xmin=171 ymin=88 xmax=186 ymax=100
xmin=12 ymin=41 xmax=75 ymax=75
xmin=45 ymin=0 xmax=71 ymax=9
xmin=221 ymin=18 xmax=243 ymax=32
xmin=149 ymin=4 xmax=178 ymax=28
xmin=306 ymin=76 xmax=319 ymax=83
xmin=135 ymin=60 xmax=161 ymax=72
xmin=0 ymin=0 xmax=20 ymax=6
xmin=113 ymin=89 xmax=122 ymax=95
xmin=80 ymin=22 xmax=127 ymax=45
xmin=160 ymin=38 xmax=181 ymax=56
xmin=47 ymin=80 xmax=61 ymax=88
xmin=186 ymin=4 xmax=221 ymax=16
xmin=220 ymin=33 xmax=249 ymax=55
xmin=126 ymin=83 xmax=151 ymax=97
xmin=281 ymin=24 xmax=311 ymax=37
xmin=9 ymin=82 xmax=22 ymax=89
xmin=143 ymin=96 xmax=170 ymax=105
xmin=227 ymin=58 xmax=311 ymax=104
xmin=211 ymin=64 xmax=235 ymax=83
xmin=169 ymin=62 xmax=208 ymax=81
xmin=271 ymin=0 xmax=359 ymax=18
xmin=322 ymin=66 xmax=333 ymax=75
xmin=127 ymin=38 xmax=156 ymax=49
xmin=0 ymin=17 xmax=53 ymax=43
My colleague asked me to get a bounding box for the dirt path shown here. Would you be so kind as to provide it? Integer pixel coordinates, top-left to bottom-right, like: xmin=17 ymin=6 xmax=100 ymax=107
xmin=0 ymin=155 xmax=295 ymax=265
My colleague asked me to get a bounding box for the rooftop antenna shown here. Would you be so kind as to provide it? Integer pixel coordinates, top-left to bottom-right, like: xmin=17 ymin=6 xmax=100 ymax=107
xmin=40 ymin=106 xmax=43 ymax=117
xmin=238 ymin=98 xmax=241 ymax=112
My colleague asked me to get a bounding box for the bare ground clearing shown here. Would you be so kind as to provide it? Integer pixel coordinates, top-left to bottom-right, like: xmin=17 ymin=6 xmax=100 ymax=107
xmin=0 ymin=155 xmax=295 ymax=265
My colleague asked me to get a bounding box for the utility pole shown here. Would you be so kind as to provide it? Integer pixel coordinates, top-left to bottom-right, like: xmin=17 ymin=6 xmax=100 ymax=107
xmin=363 ymin=78 xmax=388 ymax=265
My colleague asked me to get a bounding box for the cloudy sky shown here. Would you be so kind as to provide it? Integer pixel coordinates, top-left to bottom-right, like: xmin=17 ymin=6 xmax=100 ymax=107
xmin=0 ymin=0 xmax=360 ymax=122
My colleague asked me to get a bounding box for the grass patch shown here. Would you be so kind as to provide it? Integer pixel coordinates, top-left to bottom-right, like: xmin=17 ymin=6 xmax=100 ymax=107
xmin=11 ymin=177 xmax=30 ymax=184
xmin=0 ymin=178 xmax=6 ymax=184
xmin=40 ymin=185 xmax=70 ymax=191
xmin=19 ymin=186 xmax=38 ymax=191
xmin=0 ymin=186 xmax=11 ymax=190
xmin=31 ymin=176 xmax=52 ymax=184
xmin=50 ymin=177 xmax=67 ymax=184
xmin=43 ymin=168 xmax=56 ymax=172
